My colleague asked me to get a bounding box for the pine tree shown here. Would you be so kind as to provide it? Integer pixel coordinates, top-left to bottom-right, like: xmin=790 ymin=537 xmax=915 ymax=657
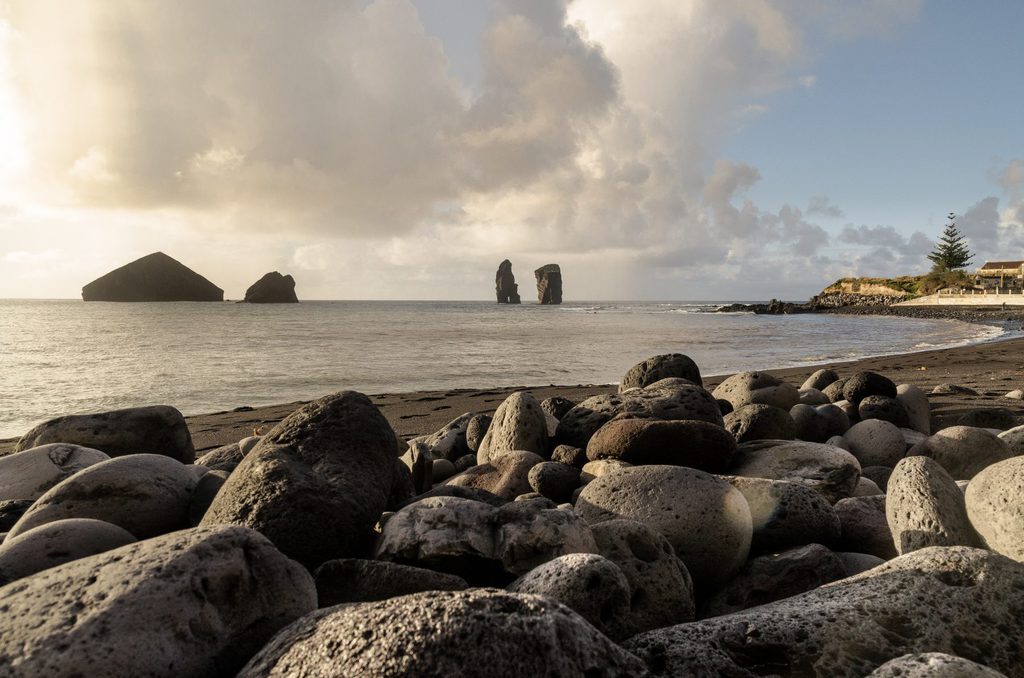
xmin=927 ymin=213 xmax=974 ymax=271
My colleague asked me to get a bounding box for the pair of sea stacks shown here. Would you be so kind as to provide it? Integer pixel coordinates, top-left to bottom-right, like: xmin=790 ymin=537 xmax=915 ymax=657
xmin=81 ymin=252 xmax=298 ymax=303
xmin=2 ymin=354 xmax=1024 ymax=674
xmin=496 ymin=259 xmax=562 ymax=305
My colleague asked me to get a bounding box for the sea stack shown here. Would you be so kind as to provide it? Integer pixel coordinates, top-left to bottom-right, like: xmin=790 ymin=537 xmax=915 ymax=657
xmin=243 ymin=272 xmax=299 ymax=303
xmin=535 ymin=264 xmax=562 ymax=305
xmin=82 ymin=252 xmax=223 ymax=302
xmin=495 ymin=260 xmax=521 ymax=304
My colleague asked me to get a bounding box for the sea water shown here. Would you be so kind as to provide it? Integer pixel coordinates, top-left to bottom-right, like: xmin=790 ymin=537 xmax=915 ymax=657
xmin=0 ymin=299 xmax=1006 ymax=438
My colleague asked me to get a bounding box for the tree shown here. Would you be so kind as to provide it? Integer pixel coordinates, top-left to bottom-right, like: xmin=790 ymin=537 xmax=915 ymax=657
xmin=927 ymin=213 xmax=974 ymax=271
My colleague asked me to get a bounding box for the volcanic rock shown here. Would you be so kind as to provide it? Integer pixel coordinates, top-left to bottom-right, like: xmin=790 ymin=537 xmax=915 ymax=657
xmin=724 ymin=476 xmax=841 ymax=554
xmin=0 ymin=443 xmax=109 ymax=502
xmin=243 ymin=271 xmax=298 ymax=303
xmin=586 ymin=417 xmax=736 ymax=471
xmin=495 ymin=259 xmax=521 ymax=303
xmin=965 ymin=456 xmax=1024 ymax=561
xmin=908 ymin=426 xmax=1013 ymax=480
xmin=729 ymin=439 xmax=861 ymax=503
xmin=712 ymin=371 xmax=800 ymax=410
xmin=0 ymin=518 xmax=135 ymax=583
xmin=476 ymin=391 xmax=548 ymax=463
xmin=887 ymin=456 xmax=982 ymax=555
xmin=619 ymin=353 xmax=702 ymax=391
xmin=81 ymin=251 xmax=223 ymax=302
xmin=535 ymin=263 xmax=563 ymax=304
xmin=446 ymin=450 xmax=544 ymax=501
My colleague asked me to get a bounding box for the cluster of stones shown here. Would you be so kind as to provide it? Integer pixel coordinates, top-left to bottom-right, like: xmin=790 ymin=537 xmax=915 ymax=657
xmin=2 ymin=357 xmax=1024 ymax=675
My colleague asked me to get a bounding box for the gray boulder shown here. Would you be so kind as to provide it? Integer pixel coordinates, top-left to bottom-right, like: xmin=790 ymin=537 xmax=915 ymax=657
xmin=528 ymin=461 xmax=580 ymax=503
xmin=541 ymin=396 xmax=576 ymax=420
xmin=446 ymin=450 xmax=544 ymax=501
xmin=712 ymin=371 xmax=799 ymax=410
xmin=729 ymin=439 xmax=862 ymax=503
xmin=843 ymin=371 xmax=897 ymax=405
xmin=789 ymin=403 xmax=850 ymax=443
xmin=195 ymin=442 xmax=244 ymax=472
xmin=887 ymin=456 xmax=982 ymax=555
xmin=0 ymin=525 xmax=315 ymax=677
xmin=725 ymin=476 xmax=840 ymax=554
xmin=823 ymin=378 xmax=847 ymax=402
xmin=0 ymin=443 xmax=109 ymax=501
xmin=896 ymin=383 xmax=931 ymax=434
xmin=908 ymin=426 xmax=1013 ymax=480
xmin=476 ymin=392 xmax=548 ymax=463
xmin=801 ymin=368 xmax=840 ymax=391
xmin=724 ymin=404 xmax=795 ymax=443
xmin=0 ymin=518 xmax=135 ymax=583
xmin=15 ymin=405 xmax=195 ymax=463
xmin=858 ymin=395 xmax=910 ymax=428
xmin=200 ymin=391 xmax=397 ymax=567
xmin=465 ymin=414 xmax=492 ymax=453
xmin=625 ymin=547 xmax=1024 ymax=677
xmin=7 ymin=454 xmax=196 ymax=540
xmin=313 ymin=558 xmax=468 ymax=606
xmin=835 ymin=494 xmax=896 ymax=559
xmin=410 ymin=412 xmax=474 ymax=462
xmin=575 ymin=465 xmax=751 ymax=589
xmin=844 ymin=419 xmax=906 ymax=468
xmin=551 ymin=444 xmax=587 ymax=468
xmin=238 ymin=589 xmax=647 ymax=678
xmin=966 ymin=456 xmax=1024 ymax=561
xmin=586 ymin=417 xmax=736 ymax=471
xmin=619 ymin=353 xmax=702 ymax=391
xmin=796 ymin=387 xmax=830 ymax=406
xmin=867 ymin=653 xmax=1009 ymax=677
xmin=998 ymin=424 xmax=1024 ymax=456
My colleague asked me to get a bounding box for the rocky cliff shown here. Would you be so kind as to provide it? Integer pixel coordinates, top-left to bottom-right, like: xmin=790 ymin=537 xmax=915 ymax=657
xmin=243 ymin=272 xmax=299 ymax=303
xmin=82 ymin=252 xmax=223 ymax=302
xmin=495 ymin=260 xmax=521 ymax=304
xmin=534 ymin=264 xmax=562 ymax=305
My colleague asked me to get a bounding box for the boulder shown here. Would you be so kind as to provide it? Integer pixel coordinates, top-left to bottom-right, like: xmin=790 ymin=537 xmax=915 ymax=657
xmin=854 ymin=476 xmax=884 ymax=496
xmin=965 ymin=456 xmax=1024 ymax=561
xmin=844 ymin=419 xmax=906 ymax=468
xmin=465 ymin=414 xmax=492 ymax=452
xmin=556 ymin=382 xmax=723 ymax=449
xmin=908 ymin=426 xmax=1013 ymax=480
xmin=375 ymin=496 xmax=597 ymax=585
xmin=625 ymin=547 xmax=1024 ymax=677
xmin=476 ymin=392 xmax=548 ymax=463
xmin=432 ymin=458 xmax=456 ymax=483
xmin=313 ymin=558 xmax=468 ymax=606
xmin=703 ymin=543 xmax=847 ymax=618
xmin=509 ymin=553 xmax=630 ymax=640
xmin=619 ymin=353 xmax=702 ymax=391
xmin=15 ymin=405 xmax=195 ymax=462
xmin=0 ymin=518 xmax=135 ymax=583
xmin=551 ymin=443 xmax=587 ymax=468
xmin=858 ymin=395 xmax=910 ymax=428
xmin=725 ymin=404 xmax=795 ymax=443
xmin=541 ymin=396 xmax=576 ymax=420
xmin=712 ymin=371 xmax=799 ymax=410
xmin=575 ymin=465 xmax=751 ymax=590
xmin=81 ymin=251 xmax=223 ymax=302
xmin=862 ymin=465 xmax=893 ymax=491
xmin=195 ymin=442 xmax=244 ymax=472
xmin=797 ymin=387 xmax=830 ymax=406
xmin=729 ymin=440 xmax=861 ymax=503
xmin=0 ymin=443 xmax=109 ymax=501
xmin=998 ymin=424 xmax=1024 ymax=456
xmin=237 ymin=590 xmax=647 ymax=678
xmin=7 ymin=454 xmax=196 ymax=540
xmin=887 ymin=456 xmax=982 ymax=555
xmin=528 ymin=461 xmax=580 ymax=503
xmin=843 ymin=371 xmax=897 ymax=405
xmin=200 ymin=391 xmax=397 ymax=567
xmin=243 ymin=271 xmax=298 ymax=303
xmin=495 ymin=259 xmax=521 ymax=304
xmin=534 ymin=263 xmax=563 ymax=304
xmin=790 ymin=403 xmax=848 ymax=443
xmin=0 ymin=525 xmax=315 ymax=677
xmin=823 ymin=378 xmax=848 ymax=402
xmin=590 ymin=518 xmax=694 ymax=637
xmin=188 ymin=469 xmax=229 ymax=525
xmin=725 ymin=476 xmax=841 ymax=554
xmin=802 ymin=368 xmax=840 ymax=391
xmin=835 ymin=494 xmax=896 ymax=559
xmin=586 ymin=417 xmax=736 ymax=471
xmin=409 ymin=412 xmax=474 ymax=462
xmin=896 ymin=383 xmax=931 ymax=434
xmin=866 ymin=653 xmax=1009 ymax=677
xmin=446 ymin=450 xmax=543 ymax=501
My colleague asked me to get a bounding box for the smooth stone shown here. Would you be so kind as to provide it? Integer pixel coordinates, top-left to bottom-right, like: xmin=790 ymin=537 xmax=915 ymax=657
xmin=724 ymin=476 xmax=841 ymax=554
xmin=509 ymin=553 xmax=631 ymax=640
xmin=887 ymin=456 xmax=983 ymax=555
xmin=465 ymin=414 xmax=492 ymax=453
xmin=729 ymin=440 xmax=862 ymax=503
xmin=866 ymin=652 xmax=1009 ymax=677
xmin=858 ymin=395 xmax=910 ymax=428
xmin=0 ymin=443 xmax=109 ymax=502
xmin=625 ymin=547 xmax=1024 ymax=677
xmin=375 ymin=496 xmax=598 ymax=585
xmin=590 ymin=518 xmax=694 ymax=637
xmin=432 ymin=458 xmax=456 ymax=483
xmin=797 ymin=387 xmax=830 ymax=406
xmin=835 ymin=494 xmax=896 ymax=559
xmin=932 ymin=383 xmax=979 ymax=395
xmin=836 ymin=551 xmax=886 ymax=576
xmin=965 ymin=456 xmax=1024 ymax=561
xmin=7 ymin=453 xmax=196 ymax=540
xmin=551 ymin=443 xmax=587 ymax=468
xmin=313 ymin=558 xmax=468 ymax=606
xmin=844 ymin=419 xmax=906 ymax=467
xmin=0 ymin=525 xmax=316 ymax=677
xmin=410 ymin=412 xmax=474 ymax=462
xmin=476 ymin=392 xmax=548 ymax=464
xmin=702 ymin=543 xmax=847 ymax=618
xmin=724 ymin=404 xmax=795 ymax=443
xmin=188 ymin=469 xmax=229 ymax=525
xmin=843 ymin=371 xmax=897 ymax=405
xmin=619 ymin=353 xmax=702 ymax=391
xmin=896 ymin=383 xmax=931 ymax=434
xmin=201 ymin=391 xmax=397 ymax=567
xmin=586 ymin=417 xmax=736 ymax=471
xmin=238 ymin=435 xmax=262 ymax=455
xmin=15 ymin=405 xmax=195 ymax=463
xmin=802 ymin=369 xmax=840 ymax=391
xmin=908 ymin=426 xmax=1013 ymax=480
xmin=575 ymin=465 xmax=751 ymax=590
xmin=712 ymin=371 xmax=800 ymax=411
xmin=0 ymin=518 xmax=135 ymax=583
xmin=237 ymin=590 xmax=648 ymax=678
xmin=853 ymin=477 xmax=884 ymax=496
xmin=195 ymin=442 xmax=243 ymax=472
xmin=555 ymin=382 xmax=724 ymax=449
xmin=997 ymin=424 xmax=1024 ymax=455
xmin=446 ymin=450 xmax=544 ymax=501
xmin=1005 ymin=389 xmax=1024 ymax=400
xmin=528 ymin=461 xmax=581 ymax=503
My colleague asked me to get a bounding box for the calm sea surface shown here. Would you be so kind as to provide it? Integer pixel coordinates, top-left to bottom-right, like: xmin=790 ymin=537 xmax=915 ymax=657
xmin=0 ymin=299 xmax=1006 ymax=438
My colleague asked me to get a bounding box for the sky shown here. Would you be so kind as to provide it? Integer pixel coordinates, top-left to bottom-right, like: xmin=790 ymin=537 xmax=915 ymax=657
xmin=0 ymin=0 xmax=1021 ymax=301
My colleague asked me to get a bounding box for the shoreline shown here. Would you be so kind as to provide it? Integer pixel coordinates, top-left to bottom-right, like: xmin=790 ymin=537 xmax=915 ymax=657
xmin=4 ymin=306 xmax=1023 ymax=455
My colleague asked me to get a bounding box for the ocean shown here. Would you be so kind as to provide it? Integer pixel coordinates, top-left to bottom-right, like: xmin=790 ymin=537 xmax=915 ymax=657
xmin=0 ymin=299 xmax=1007 ymax=439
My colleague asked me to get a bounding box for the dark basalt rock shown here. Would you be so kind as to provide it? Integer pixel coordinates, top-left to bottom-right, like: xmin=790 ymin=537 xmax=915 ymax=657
xmin=535 ymin=264 xmax=563 ymax=304
xmin=243 ymin=272 xmax=298 ymax=303
xmin=82 ymin=252 xmax=223 ymax=302
xmin=495 ymin=259 xmax=521 ymax=304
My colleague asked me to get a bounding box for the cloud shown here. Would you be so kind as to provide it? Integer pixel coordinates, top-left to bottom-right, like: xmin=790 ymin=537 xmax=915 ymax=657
xmin=807 ymin=194 xmax=843 ymax=218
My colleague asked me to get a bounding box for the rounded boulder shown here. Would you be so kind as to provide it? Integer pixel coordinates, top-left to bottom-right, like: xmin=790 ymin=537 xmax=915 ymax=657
xmin=908 ymin=426 xmax=1013 ymax=480
xmin=844 ymin=419 xmax=906 ymax=468
xmin=586 ymin=417 xmax=736 ymax=471
xmin=712 ymin=371 xmax=800 ymax=411
xmin=965 ymin=456 xmax=1024 ymax=561
xmin=619 ymin=353 xmax=702 ymax=391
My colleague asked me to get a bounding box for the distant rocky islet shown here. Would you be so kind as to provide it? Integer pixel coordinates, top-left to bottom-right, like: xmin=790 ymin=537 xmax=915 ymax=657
xmin=2 ymin=352 xmax=1024 ymax=675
